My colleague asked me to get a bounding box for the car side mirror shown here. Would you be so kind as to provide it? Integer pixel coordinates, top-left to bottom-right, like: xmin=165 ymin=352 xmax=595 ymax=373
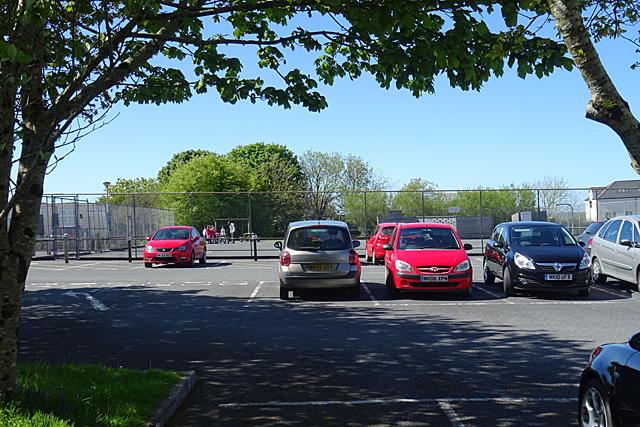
xmin=464 ymin=243 xmax=473 ymax=251
xmin=382 ymin=243 xmax=392 ymax=251
xmin=493 ymin=241 xmax=504 ymax=248
xmin=620 ymin=239 xmax=633 ymax=247
xmin=274 ymin=241 xmax=282 ymax=250
xmin=352 ymin=241 xmax=361 ymax=248
xmin=146 ymin=236 xmax=151 ymax=241
xmin=365 ymin=235 xmax=370 ymax=240
xmin=630 ymin=332 xmax=640 ymax=351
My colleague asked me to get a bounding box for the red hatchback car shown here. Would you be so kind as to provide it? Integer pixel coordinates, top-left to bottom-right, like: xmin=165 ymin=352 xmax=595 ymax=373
xmin=365 ymin=222 xmax=397 ymax=265
xmin=144 ymin=226 xmax=207 ymax=268
xmin=383 ymin=223 xmax=473 ymax=297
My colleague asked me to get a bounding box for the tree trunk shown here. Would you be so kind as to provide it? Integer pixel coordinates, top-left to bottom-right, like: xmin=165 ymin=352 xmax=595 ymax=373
xmin=547 ymin=0 xmax=640 ymax=173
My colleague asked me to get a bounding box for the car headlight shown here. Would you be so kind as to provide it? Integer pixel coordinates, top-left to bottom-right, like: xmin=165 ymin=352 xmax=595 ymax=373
xmin=580 ymin=252 xmax=590 ymax=269
xmin=145 ymin=245 xmax=154 ymax=252
xmin=395 ymin=259 xmax=414 ymax=272
xmin=176 ymin=245 xmax=187 ymax=251
xmin=453 ymin=259 xmax=470 ymax=272
xmin=514 ymin=252 xmax=535 ymax=270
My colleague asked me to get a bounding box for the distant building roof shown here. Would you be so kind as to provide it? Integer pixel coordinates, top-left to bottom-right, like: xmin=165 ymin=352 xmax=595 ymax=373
xmin=591 ymin=180 xmax=640 ymax=200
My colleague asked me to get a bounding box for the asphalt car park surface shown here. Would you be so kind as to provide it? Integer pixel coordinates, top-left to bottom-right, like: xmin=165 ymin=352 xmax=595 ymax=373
xmin=20 ymin=256 xmax=640 ymax=427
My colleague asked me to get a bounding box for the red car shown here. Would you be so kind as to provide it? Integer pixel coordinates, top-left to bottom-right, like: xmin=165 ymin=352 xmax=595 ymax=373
xmin=383 ymin=223 xmax=473 ymax=297
xmin=144 ymin=226 xmax=207 ymax=268
xmin=365 ymin=222 xmax=397 ymax=265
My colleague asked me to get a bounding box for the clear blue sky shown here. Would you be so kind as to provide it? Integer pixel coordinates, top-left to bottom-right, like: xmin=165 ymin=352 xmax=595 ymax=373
xmin=43 ymin=36 xmax=640 ymax=196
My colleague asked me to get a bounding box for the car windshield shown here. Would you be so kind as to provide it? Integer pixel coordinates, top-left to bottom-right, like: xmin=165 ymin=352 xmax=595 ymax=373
xmin=287 ymin=226 xmax=351 ymax=251
xmin=510 ymin=225 xmax=576 ymax=246
xmin=397 ymin=227 xmax=460 ymax=250
xmin=153 ymin=228 xmax=190 ymax=240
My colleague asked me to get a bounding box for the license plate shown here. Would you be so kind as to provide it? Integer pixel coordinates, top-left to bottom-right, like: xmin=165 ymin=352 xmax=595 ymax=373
xmin=156 ymin=253 xmax=172 ymax=258
xmin=308 ymin=264 xmax=333 ymax=271
xmin=421 ymin=275 xmax=449 ymax=282
xmin=545 ymin=274 xmax=572 ymax=281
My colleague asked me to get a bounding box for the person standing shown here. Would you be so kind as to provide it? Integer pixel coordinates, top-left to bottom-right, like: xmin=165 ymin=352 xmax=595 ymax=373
xmin=219 ymin=226 xmax=227 ymax=244
xmin=229 ymin=222 xmax=236 ymax=244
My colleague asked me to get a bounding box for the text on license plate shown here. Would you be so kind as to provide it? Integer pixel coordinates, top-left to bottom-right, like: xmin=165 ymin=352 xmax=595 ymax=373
xmin=308 ymin=264 xmax=333 ymax=271
xmin=545 ymin=274 xmax=572 ymax=281
xmin=421 ymin=275 xmax=449 ymax=282
xmin=156 ymin=253 xmax=172 ymax=258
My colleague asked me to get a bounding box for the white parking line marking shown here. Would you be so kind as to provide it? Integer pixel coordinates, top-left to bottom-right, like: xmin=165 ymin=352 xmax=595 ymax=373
xmin=69 ymin=283 xmax=97 ymax=286
xmin=219 ymin=396 xmax=578 ymax=408
xmin=62 ymin=291 xmax=109 ymax=311
xmin=220 ymin=282 xmax=248 ymax=286
xmin=439 ymin=400 xmax=465 ymax=427
xmin=362 ymin=283 xmax=379 ymax=306
xmin=593 ymin=284 xmax=634 ymax=297
xmin=245 ymin=282 xmax=264 ymax=305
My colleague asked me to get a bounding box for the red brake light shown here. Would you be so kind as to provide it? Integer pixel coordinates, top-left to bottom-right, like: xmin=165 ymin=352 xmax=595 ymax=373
xmin=281 ymin=251 xmax=291 ymax=267
xmin=588 ymin=238 xmax=593 ymax=245
xmin=349 ymin=249 xmax=358 ymax=265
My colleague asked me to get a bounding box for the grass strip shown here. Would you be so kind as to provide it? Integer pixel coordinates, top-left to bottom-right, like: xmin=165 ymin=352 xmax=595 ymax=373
xmin=0 ymin=363 xmax=181 ymax=427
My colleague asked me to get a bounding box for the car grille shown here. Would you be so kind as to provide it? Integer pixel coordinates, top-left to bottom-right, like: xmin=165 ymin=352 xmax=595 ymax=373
xmin=537 ymin=263 xmax=577 ymax=272
xmin=416 ymin=266 xmax=451 ymax=274
xmin=156 ymin=248 xmax=172 ymax=253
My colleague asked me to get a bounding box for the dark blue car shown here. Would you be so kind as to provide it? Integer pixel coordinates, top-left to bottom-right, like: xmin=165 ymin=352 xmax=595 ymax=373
xmin=483 ymin=221 xmax=592 ymax=297
xmin=579 ymin=333 xmax=640 ymax=426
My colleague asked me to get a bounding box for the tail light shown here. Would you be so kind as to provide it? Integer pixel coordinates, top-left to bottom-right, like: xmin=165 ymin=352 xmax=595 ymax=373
xmin=349 ymin=249 xmax=358 ymax=266
xmin=281 ymin=251 xmax=291 ymax=267
xmin=588 ymin=238 xmax=593 ymax=245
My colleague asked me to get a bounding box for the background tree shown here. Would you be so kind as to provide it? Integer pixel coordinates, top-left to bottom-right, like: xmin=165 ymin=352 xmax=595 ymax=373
xmin=453 ymin=185 xmax=537 ymax=224
xmin=157 ymin=150 xmax=213 ymax=184
xmin=391 ymin=178 xmax=445 ymax=217
xmin=0 ymin=0 xmax=613 ymax=401
xmin=227 ymin=142 xmax=305 ymax=235
xmin=96 ymin=177 xmax=160 ymax=207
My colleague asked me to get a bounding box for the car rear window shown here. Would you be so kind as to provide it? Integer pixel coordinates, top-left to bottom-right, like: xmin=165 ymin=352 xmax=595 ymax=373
xmin=398 ymin=227 xmax=460 ymax=250
xmin=510 ymin=225 xmax=576 ymax=246
xmin=381 ymin=226 xmax=395 ymax=236
xmin=287 ymin=226 xmax=351 ymax=251
xmin=584 ymin=221 xmax=607 ymax=234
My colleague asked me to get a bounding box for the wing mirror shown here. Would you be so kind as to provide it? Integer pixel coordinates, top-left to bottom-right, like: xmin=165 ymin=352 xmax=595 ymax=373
xmin=630 ymin=332 xmax=640 ymax=351
xmin=274 ymin=241 xmax=283 ymax=250
xmin=493 ymin=241 xmax=504 ymax=248
xmin=620 ymin=239 xmax=633 ymax=247
xmin=146 ymin=236 xmax=151 ymax=241
xmin=382 ymin=243 xmax=392 ymax=251
xmin=464 ymin=243 xmax=473 ymax=251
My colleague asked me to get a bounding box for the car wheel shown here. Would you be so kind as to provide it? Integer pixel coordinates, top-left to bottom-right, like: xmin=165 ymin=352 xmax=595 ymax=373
xmin=350 ymin=284 xmax=361 ymax=299
xmin=578 ymin=288 xmax=590 ymax=297
xmin=365 ymin=251 xmax=372 ymax=263
xmin=503 ymin=267 xmax=516 ymax=297
xmin=279 ymin=284 xmax=289 ymax=300
xmin=187 ymin=251 xmax=195 ymax=268
xmin=592 ymin=258 xmax=607 ymax=284
xmin=636 ymin=269 xmax=640 ymax=293
xmin=386 ymin=269 xmax=399 ymax=298
xmin=144 ymin=263 xmax=152 ymax=268
xmin=199 ymin=249 xmax=207 ymax=264
xmin=373 ymin=254 xmax=379 ymax=265
xmin=579 ymin=379 xmax=613 ymax=427
xmin=483 ymin=261 xmax=495 ymax=284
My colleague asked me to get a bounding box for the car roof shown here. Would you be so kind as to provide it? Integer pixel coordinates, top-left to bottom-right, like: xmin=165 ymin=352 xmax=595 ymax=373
xmin=605 ymin=215 xmax=640 ymax=221
xmin=498 ymin=221 xmax=562 ymax=227
xmin=398 ymin=222 xmax=453 ymax=228
xmin=288 ymin=220 xmax=348 ymax=229
xmin=158 ymin=226 xmax=191 ymax=230
xmin=377 ymin=222 xmax=398 ymax=227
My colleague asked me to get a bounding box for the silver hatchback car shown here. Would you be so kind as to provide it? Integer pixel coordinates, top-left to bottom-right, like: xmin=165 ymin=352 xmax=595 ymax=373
xmin=274 ymin=220 xmax=362 ymax=300
xmin=590 ymin=215 xmax=640 ymax=290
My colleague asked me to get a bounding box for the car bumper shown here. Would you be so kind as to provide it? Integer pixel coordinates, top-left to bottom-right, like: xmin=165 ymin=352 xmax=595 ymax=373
xmin=279 ymin=270 xmax=360 ymax=288
xmin=393 ymin=271 xmax=472 ymax=291
xmin=511 ymin=268 xmax=591 ymax=291
xmin=144 ymin=253 xmax=192 ymax=264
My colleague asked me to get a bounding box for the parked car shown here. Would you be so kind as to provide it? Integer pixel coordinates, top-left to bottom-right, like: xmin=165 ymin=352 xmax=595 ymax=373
xmin=578 ymin=332 xmax=640 ymax=427
xmin=382 ymin=223 xmax=473 ymax=297
xmin=577 ymin=219 xmax=610 ymax=255
xmin=590 ymin=215 xmax=640 ymax=290
xmin=365 ymin=222 xmax=397 ymax=265
xmin=143 ymin=226 xmax=206 ymax=268
xmin=274 ymin=220 xmax=361 ymax=300
xmin=483 ymin=221 xmax=591 ymax=297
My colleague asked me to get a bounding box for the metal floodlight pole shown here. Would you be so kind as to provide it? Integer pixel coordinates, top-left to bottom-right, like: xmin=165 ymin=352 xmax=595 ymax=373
xmin=556 ymin=203 xmax=574 ymax=233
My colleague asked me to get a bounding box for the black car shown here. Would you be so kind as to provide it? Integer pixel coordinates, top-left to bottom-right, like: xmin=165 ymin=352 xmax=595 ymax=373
xmin=483 ymin=221 xmax=591 ymax=296
xmin=577 ymin=219 xmax=610 ymax=256
xmin=579 ymin=333 xmax=640 ymax=426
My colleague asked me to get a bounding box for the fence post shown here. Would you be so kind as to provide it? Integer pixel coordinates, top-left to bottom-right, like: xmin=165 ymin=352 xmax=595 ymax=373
xmin=363 ymin=191 xmax=367 ymax=237
xmin=248 ymin=192 xmax=252 ymax=234
xmin=190 ymin=192 xmax=194 ymax=227
xmin=127 ymin=236 xmax=132 ymax=263
xmin=133 ymin=194 xmax=138 ymax=259
xmin=63 ymin=234 xmax=69 ymax=263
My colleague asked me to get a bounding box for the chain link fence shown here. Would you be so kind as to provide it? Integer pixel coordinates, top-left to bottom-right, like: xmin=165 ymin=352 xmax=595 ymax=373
xmin=34 ymin=186 xmax=631 ymax=258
